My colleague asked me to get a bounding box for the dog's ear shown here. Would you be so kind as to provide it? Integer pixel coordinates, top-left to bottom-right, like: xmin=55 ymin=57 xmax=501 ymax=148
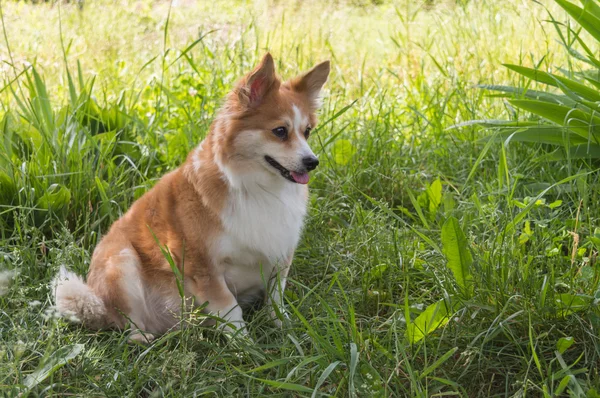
xmin=289 ymin=60 xmax=330 ymax=109
xmin=237 ymin=53 xmax=279 ymax=108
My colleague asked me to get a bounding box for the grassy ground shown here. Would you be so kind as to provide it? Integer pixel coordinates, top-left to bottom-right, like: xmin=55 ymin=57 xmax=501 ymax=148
xmin=1 ymin=0 xmax=599 ymax=396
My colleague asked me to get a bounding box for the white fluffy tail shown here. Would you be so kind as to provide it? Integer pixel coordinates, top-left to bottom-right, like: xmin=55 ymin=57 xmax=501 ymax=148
xmin=52 ymin=266 xmax=109 ymax=329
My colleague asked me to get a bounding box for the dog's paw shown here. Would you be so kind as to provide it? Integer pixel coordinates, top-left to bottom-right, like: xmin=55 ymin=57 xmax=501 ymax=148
xmin=220 ymin=325 xmax=254 ymax=345
xmin=219 ymin=321 xmax=250 ymax=338
xmin=269 ymin=308 xmax=290 ymax=328
xmin=128 ymin=331 xmax=155 ymax=345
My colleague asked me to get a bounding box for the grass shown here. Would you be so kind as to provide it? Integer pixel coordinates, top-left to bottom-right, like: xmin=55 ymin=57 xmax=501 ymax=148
xmin=1 ymin=0 xmax=600 ymax=396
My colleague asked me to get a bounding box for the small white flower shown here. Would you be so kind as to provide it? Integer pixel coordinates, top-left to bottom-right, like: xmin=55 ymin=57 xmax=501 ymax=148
xmin=42 ymin=307 xmax=60 ymax=321
xmin=0 ymin=269 xmax=16 ymax=296
xmin=13 ymin=340 xmax=26 ymax=359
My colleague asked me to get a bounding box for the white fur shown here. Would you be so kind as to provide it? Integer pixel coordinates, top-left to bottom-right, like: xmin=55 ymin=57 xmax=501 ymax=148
xmin=116 ymin=249 xmax=152 ymax=330
xmin=52 ymin=266 xmax=108 ymax=329
xmin=292 ymin=105 xmax=308 ymax=134
xmin=213 ymin=168 xmax=307 ymax=300
xmin=212 ymin=117 xmax=311 ymax=302
xmin=117 ymin=249 xmax=182 ymax=334
xmin=292 ymin=105 xmax=316 ymax=160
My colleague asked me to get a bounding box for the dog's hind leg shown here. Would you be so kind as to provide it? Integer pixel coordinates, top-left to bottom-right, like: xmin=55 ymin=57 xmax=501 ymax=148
xmin=82 ymin=238 xmax=165 ymax=342
xmin=98 ymin=247 xmax=157 ymax=343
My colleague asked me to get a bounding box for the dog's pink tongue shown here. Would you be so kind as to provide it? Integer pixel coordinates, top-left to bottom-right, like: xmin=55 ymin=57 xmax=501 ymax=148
xmin=291 ymin=171 xmax=310 ymax=184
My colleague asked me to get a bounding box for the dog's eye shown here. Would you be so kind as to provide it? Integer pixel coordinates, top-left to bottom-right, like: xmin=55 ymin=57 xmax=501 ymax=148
xmin=304 ymin=126 xmax=312 ymax=138
xmin=272 ymin=126 xmax=288 ymax=139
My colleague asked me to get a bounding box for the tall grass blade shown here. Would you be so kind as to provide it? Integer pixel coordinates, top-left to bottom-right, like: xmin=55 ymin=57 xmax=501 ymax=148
xmin=23 ymin=344 xmax=84 ymax=390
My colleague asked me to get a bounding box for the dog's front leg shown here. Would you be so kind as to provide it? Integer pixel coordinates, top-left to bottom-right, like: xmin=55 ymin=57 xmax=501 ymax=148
xmin=267 ymin=255 xmax=293 ymax=328
xmin=191 ymin=274 xmax=247 ymax=335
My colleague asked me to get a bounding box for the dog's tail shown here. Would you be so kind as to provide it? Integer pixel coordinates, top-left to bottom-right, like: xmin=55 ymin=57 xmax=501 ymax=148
xmin=51 ymin=266 xmax=109 ymax=329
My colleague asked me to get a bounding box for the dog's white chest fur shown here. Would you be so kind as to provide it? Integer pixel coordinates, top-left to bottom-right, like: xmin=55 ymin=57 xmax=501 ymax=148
xmin=214 ymin=181 xmax=307 ymax=296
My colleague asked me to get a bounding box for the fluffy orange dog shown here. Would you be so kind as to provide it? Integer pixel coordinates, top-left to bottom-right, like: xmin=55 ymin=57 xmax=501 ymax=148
xmin=53 ymin=54 xmax=330 ymax=342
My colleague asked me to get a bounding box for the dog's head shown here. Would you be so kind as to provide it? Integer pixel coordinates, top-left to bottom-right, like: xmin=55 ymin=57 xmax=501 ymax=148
xmin=215 ymin=53 xmax=330 ymax=187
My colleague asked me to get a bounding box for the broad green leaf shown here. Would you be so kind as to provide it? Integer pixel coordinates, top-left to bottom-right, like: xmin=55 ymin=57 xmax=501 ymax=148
xmin=406 ymin=299 xmax=453 ymax=343
xmin=555 ymin=375 xmax=572 ymax=396
xmin=24 ymin=344 xmax=84 ymax=389
xmin=478 ymin=84 xmax=577 ymax=106
xmin=556 ymin=0 xmax=600 ymax=43
xmin=579 ymin=0 xmax=600 ymax=20
xmin=490 ymin=127 xmax=588 ymax=146
xmin=584 ymin=76 xmax=600 ymax=90
xmin=504 ymin=64 xmax=558 ymax=86
xmin=519 ymin=220 xmax=533 ymax=245
xmin=504 ymin=64 xmax=600 ymax=102
xmin=587 ymin=388 xmax=600 ymax=398
xmin=30 ymin=67 xmax=55 ymax=134
xmin=556 ymin=336 xmax=575 ymax=354
xmin=36 ymin=184 xmax=71 ymax=212
xmin=364 ymin=264 xmax=388 ymax=284
xmin=555 ymin=293 xmax=591 ymax=317
xmin=426 ymin=178 xmax=442 ymax=220
xmin=441 ymin=217 xmax=473 ymax=297
xmin=443 ymin=192 xmax=456 ymax=213
xmin=508 ymin=99 xmax=600 ymax=138
xmin=570 ymin=27 xmax=600 ymax=69
xmin=569 ymin=68 xmax=600 ymax=86
xmin=0 ymin=170 xmax=17 ymax=205
xmin=331 ymin=139 xmax=355 ymax=165
xmin=578 ymin=265 xmax=594 ymax=282
xmin=408 ymin=189 xmax=430 ymax=229
xmin=548 ymin=200 xmax=563 ymax=209
xmin=581 ymin=98 xmax=600 ymax=113
xmin=548 ymin=144 xmax=600 ymax=160
xmin=449 ymin=119 xmax=540 ymax=130
xmin=523 ymin=221 xmax=533 ymax=236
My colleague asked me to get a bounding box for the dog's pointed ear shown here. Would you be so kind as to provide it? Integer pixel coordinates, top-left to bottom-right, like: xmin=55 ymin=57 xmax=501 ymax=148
xmin=289 ymin=60 xmax=330 ymax=109
xmin=237 ymin=53 xmax=278 ymax=108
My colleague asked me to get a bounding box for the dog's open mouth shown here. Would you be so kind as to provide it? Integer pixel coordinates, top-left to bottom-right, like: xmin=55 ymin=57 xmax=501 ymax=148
xmin=264 ymin=156 xmax=310 ymax=184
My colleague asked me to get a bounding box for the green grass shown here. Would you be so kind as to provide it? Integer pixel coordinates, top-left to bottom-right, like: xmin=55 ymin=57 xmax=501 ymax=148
xmin=1 ymin=0 xmax=600 ymax=396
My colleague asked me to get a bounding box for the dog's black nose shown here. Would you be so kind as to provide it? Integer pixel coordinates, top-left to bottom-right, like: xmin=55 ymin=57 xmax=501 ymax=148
xmin=302 ymin=156 xmax=319 ymax=171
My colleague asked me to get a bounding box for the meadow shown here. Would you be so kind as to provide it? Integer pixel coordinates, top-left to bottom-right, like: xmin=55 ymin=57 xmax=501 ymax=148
xmin=1 ymin=0 xmax=600 ymax=396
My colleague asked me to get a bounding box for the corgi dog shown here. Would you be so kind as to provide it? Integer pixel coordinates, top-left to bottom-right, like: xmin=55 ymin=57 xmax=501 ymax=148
xmin=52 ymin=54 xmax=330 ymax=342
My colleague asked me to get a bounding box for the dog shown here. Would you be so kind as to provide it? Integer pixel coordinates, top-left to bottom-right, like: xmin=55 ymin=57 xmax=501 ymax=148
xmin=52 ymin=53 xmax=330 ymax=342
